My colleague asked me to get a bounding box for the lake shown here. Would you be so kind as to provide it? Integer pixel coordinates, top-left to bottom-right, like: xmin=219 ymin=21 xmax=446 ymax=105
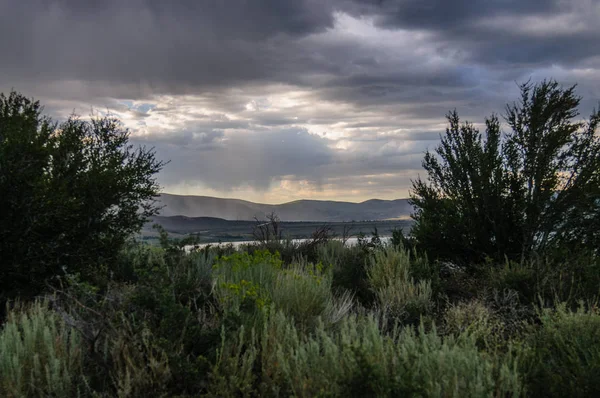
xmin=184 ymin=236 xmax=392 ymax=251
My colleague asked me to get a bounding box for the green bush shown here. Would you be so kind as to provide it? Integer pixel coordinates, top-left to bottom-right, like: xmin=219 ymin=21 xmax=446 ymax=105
xmin=207 ymin=326 xmax=258 ymax=397
xmin=0 ymin=300 xmax=86 ymax=397
xmin=488 ymin=253 xmax=600 ymax=306
xmin=0 ymin=92 xmax=165 ymax=300
xmin=213 ymin=250 xmax=282 ymax=320
xmin=209 ymin=310 xmax=523 ymax=397
xmin=100 ymin=316 xmax=172 ymax=398
xmin=272 ymin=259 xmax=354 ymax=330
xmin=272 ymin=261 xmax=331 ymax=327
xmin=444 ymin=300 xmax=495 ymax=344
xmin=368 ymin=245 xmax=433 ymax=322
xmin=57 ymin=241 xmax=221 ymax=397
xmin=318 ymin=241 xmax=374 ymax=305
xmin=522 ymin=303 xmax=600 ymax=397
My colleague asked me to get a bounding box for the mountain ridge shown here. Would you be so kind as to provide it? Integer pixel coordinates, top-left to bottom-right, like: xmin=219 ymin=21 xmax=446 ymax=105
xmin=156 ymin=193 xmax=413 ymax=222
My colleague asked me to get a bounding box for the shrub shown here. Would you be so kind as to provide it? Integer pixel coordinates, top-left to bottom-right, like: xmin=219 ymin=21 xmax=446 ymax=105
xmin=522 ymin=302 xmax=600 ymax=397
xmin=213 ymin=250 xmax=282 ymax=319
xmin=272 ymin=259 xmax=354 ymax=329
xmin=207 ymin=326 xmax=258 ymax=397
xmin=100 ymin=316 xmax=172 ymax=398
xmin=56 ymin=242 xmax=221 ymax=396
xmin=0 ymin=91 xmax=165 ymax=300
xmin=488 ymin=252 xmax=600 ymax=306
xmin=411 ymin=80 xmax=600 ymax=265
xmin=488 ymin=261 xmax=537 ymax=303
xmin=0 ymin=300 xmax=86 ymax=397
xmin=392 ymin=324 xmax=522 ymax=397
xmin=271 ymin=261 xmax=332 ymax=328
xmin=208 ymin=309 xmax=523 ymax=397
xmin=444 ymin=300 xmax=494 ymax=342
xmin=318 ymin=241 xmax=374 ymax=305
xmin=368 ymin=245 xmax=433 ymax=322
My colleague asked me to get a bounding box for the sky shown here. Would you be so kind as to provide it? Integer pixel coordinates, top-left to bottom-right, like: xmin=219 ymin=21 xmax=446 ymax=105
xmin=1 ymin=0 xmax=599 ymax=203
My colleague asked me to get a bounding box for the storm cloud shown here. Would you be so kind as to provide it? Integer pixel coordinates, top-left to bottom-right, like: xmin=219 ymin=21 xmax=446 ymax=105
xmin=1 ymin=0 xmax=599 ymax=202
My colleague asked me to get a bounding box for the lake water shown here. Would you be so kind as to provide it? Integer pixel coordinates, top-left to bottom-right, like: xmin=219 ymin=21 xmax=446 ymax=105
xmin=184 ymin=236 xmax=392 ymax=251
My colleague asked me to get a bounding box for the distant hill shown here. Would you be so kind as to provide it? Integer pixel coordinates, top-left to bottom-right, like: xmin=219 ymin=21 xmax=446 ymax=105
xmin=155 ymin=193 xmax=413 ymax=222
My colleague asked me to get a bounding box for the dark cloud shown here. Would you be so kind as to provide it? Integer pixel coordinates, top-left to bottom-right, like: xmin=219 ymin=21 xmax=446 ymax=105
xmin=2 ymin=0 xmax=597 ymax=97
xmin=0 ymin=0 xmax=337 ymax=92
xmin=352 ymin=0 xmax=599 ymax=67
xmin=0 ymin=0 xmax=598 ymax=200
xmin=354 ymin=0 xmax=559 ymax=30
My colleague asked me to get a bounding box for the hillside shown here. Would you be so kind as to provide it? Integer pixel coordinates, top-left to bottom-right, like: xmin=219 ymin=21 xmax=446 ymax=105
xmin=156 ymin=193 xmax=413 ymax=222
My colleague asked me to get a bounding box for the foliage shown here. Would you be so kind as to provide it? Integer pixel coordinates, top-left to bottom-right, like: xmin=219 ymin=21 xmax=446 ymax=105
xmin=411 ymin=80 xmax=600 ymax=265
xmin=0 ymin=300 xmax=86 ymax=397
xmin=522 ymin=303 xmax=600 ymax=397
xmin=0 ymin=91 xmax=165 ymax=301
xmin=210 ymin=310 xmax=523 ymax=397
xmin=4 ymin=237 xmax=600 ymax=397
xmin=368 ymin=245 xmax=434 ymax=323
xmin=442 ymin=294 xmax=528 ymax=352
xmin=213 ymin=250 xmax=282 ymax=322
xmin=51 ymin=241 xmax=221 ymax=397
xmin=487 ymin=251 xmax=600 ymax=305
xmin=317 ymin=240 xmax=374 ymax=305
xmin=272 ymin=259 xmax=354 ymax=329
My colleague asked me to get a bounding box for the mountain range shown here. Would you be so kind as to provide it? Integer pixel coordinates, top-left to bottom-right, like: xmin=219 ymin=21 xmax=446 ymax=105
xmin=155 ymin=193 xmax=413 ymax=222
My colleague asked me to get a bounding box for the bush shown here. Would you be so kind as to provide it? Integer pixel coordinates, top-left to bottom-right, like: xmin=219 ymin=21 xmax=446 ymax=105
xmin=209 ymin=310 xmax=523 ymax=397
xmin=522 ymin=303 xmax=600 ymax=397
xmin=124 ymin=247 xmax=218 ymax=395
xmin=0 ymin=92 xmax=165 ymax=300
xmin=318 ymin=241 xmax=375 ymax=305
xmin=55 ymin=241 xmax=221 ymax=396
xmin=272 ymin=259 xmax=354 ymax=329
xmin=0 ymin=300 xmax=86 ymax=397
xmin=213 ymin=250 xmax=282 ymax=322
xmin=272 ymin=261 xmax=332 ymax=327
xmin=100 ymin=316 xmax=172 ymax=398
xmin=488 ymin=252 xmax=600 ymax=305
xmin=444 ymin=300 xmax=495 ymax=343
xmin=368 ymin=245 xmax=433 ymax=322
xmin=411 ymin=80 xmax=600 ymax=265
xmin=207 ymin=326 xmax=258 ymax=397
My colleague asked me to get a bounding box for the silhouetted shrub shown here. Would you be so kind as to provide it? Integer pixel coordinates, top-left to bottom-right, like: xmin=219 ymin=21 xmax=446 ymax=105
xmin=0 ymin=92 xmax=165 ymax=301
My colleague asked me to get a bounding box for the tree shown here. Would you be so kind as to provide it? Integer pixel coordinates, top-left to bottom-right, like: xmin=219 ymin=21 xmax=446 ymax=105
xmin=0 ymin=91 xmax=165 ymax=299
xmin=410 ymin=80 xmax=600 ymax=265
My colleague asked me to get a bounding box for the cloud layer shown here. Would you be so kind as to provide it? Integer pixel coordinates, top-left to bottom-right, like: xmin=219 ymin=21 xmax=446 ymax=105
xmin=2 ymin=0 xmax=599 ymax=202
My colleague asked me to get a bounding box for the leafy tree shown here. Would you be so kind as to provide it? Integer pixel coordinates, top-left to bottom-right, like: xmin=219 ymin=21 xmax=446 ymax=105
xmin=0 ymin=91 xmax=165 ymax=299
xmin=410 ymin=80 xmax=600 ymax=265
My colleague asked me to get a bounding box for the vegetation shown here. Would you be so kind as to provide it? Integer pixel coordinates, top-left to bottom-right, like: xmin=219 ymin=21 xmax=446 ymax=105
xmin=1 ymin=81 xmax=600 ymax=397
xmin=0 ymin=92 xmax=165 ymax=302
xmin=411 ymin=80 xmax=600 ymax=265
